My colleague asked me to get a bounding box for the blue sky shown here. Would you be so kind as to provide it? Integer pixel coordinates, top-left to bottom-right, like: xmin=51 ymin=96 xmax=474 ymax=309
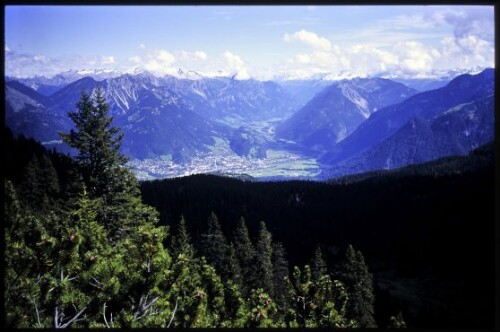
xmin=5 ymin=5 xmax=495 ymax=79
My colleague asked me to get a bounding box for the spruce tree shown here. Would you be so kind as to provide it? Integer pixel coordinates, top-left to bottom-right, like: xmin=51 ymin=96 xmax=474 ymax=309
xmin=311 ymin=246 xmax=328 ymax=283
xmin=227 ymin=242 xmax=243 ymax=288
xmin=20 ymin=153 xmax=60 ymax=212
xmin=338 ymin=245 xmax=377 ymax=327
xmin=59 ymin=87 xmax=127 ymax=202
xmin=255 ymin=221 xmax=274 ymax=297
xmin=171 ymin=215 xmax=195 ymax=259
xmin=233 ymin=217 xmax=257 ymax=295
xmin=272 ymin=242 xmax=291 ymax=316
xmin=200 ymin=212 xmax=230 ymax=280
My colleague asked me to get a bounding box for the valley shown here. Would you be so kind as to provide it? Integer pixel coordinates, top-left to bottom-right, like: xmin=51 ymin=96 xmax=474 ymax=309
xmin=129 ymin=147 xmax=320 ymax=180
xmin=5 ymin=67 xmax=494 ymax=181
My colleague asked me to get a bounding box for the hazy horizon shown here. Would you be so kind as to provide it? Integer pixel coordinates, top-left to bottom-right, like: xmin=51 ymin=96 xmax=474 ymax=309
xmin=5 ymin=5 xmax=494 ymax=80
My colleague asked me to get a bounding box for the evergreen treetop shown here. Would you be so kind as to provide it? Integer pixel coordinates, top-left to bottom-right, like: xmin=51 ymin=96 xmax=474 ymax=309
xmin=60 ymin=87 xmax=127 ymax=201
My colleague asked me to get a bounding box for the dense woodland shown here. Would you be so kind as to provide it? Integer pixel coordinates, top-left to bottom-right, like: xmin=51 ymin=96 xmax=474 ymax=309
xmin=140 ymin=141 xmax=495 ymax=328
xmin=4 ymin=89 xmax=406 ymax=328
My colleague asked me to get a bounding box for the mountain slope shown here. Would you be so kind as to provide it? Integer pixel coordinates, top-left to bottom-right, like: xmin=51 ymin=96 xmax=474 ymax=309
xmin=321 ymin=93 xmax=494 ymax=178
xmin=276 ymin=78 xmax=418 ymax=151
xmin=320 ymin=68 xmax=495 ymax=166
xmin=5 ymin=81 xmax=73 ymax=143
xmin=5 ymin=74 xmax=296 ymax=162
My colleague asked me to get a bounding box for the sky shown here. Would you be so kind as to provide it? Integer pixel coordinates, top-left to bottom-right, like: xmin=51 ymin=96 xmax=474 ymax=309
xmin=4 ymin=5 xmax=495 ymax=79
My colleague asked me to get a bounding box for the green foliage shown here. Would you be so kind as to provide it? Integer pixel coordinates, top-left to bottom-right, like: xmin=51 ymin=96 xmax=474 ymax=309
xmin=247 ymin=288 xmax=281 ymax=327
xmin=338 ymin=244 xmax=377 ymax=327
xmin=272 ymin=242 xmax=291 ymax=317
xmin=311 ymin=246 xmax=328 ymax=283
xmin=288 ymin=265 xmax=355 ymax=328
xmin=233 ymin=217 xmax=257 ymax=296
xmin=256 ymin=221 xmax=274 ymax=296
xmin=226 ymin=242 xmax=243 ymax=289
xmin=5 ymin=91 xmax=386 ymax=328
xmin=60 ymin=88 xmax=127 ymax=202
xmin=200 ymin=212 xmax=230 ymax=280
xmin=20 ymin=153 xmax=60 ymax=213
xmin=171 ymin=215 xmax=195 ymax=259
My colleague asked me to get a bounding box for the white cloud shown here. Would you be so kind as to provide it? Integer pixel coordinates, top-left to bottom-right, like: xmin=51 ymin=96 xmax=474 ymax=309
xmin=100 ymin=55 xmax=115 ymax=65
xmin=177 ymin=50 xmax=208 ymax=61
xmin=284 ymin=29 xmax=331 ymax=51
xmin=33 ymin=54 xmax=49 ymax=63
xmin=129 ymin=55 xmax=142 ymax=64
xmin=440 ymin=7 xmax=494 ymax=42
xmin=281 ymin=37 xmax=445 ymax=78
xmin=392 ymin=41 xmax=438 ymax=73
xmin=5 ymin=44 xmax=11 ymax=52
xmin=280 ymin=8 xmax=493 ymax=79
xmin=143 ymin=49 xmax=176 ymax=75
xmin=224 ymin=51 xmax=250 ymax=79
xmin=194 ymin=51 xmax=207 ymax=60
xmin=437 ymin=34 xmax=494 ymax=69
xmin=126 ymin=46 xmax=211 ymax=76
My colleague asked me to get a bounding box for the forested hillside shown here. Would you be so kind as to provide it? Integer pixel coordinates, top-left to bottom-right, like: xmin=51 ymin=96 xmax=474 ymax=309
xmin=5 ymin=91 xmax=399 ymax=328
xmin=140 ymin=142 xmax=495 ymax=328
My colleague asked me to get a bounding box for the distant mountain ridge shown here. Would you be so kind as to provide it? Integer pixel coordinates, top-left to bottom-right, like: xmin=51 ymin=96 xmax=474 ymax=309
xmin=320 ymin=68 xmax=494 ymax=178
xmin=5 ymin=73 xmax=296 ymax=161
xmin=5 ymin=68 xmax=494 ymax=179
xmin=276 ymin=78 xmax=419 ymax=151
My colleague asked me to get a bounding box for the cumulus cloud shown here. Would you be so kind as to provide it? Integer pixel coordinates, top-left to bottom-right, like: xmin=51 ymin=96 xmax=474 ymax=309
xmin=440 ymin=8 xmax=494 ymax=42
xmin=283 ymin=33 xmax=492 ymax=78
xmin=5 ymin=44 xmax=11 ymax=52
xmin=142 ymin=49 xmax=176 ymax=75
xmin=177 ymin=50 xmax=208 ymax=61
xmin=100 ymin=55 xmax=115 ymax=65
xmin=126 ymin=45 xmax=211 ymax=76
xmin=194 ymin=51 xmax=208 ymax=60
xmin=280 ymin=8 xmax=493 ymax=79
xmin=224 ymin=51 xmax=250 ymax=79
xmin=129 ymin=55 xmax=142 ymax=64
xmin=284 ymin=29 xmax=331 ymax=51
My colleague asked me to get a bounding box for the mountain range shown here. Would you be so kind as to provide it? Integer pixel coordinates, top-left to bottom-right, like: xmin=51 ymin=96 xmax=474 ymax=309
xmin=5 ymin=67 xmax=494 ymax=179
xmin=319 ymin=68 xmax=494 ymax=177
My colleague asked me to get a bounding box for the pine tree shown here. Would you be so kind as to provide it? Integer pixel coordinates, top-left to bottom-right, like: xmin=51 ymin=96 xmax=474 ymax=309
xmin=247 ymin=288 xmax=280 ymax=328
xmin=255 ymin=221 xmax=274 ymax=297
xmin=272 ymin=242 xmax=291 ymax=317
xmin=227 ymin=242 xmax=243 ymax=288
xmin=200 ymin=212 xmax=230 ymax=280
xmin=338 ymin=245 xmax=377 ymax=327
xmin=59 ymin=88 xmax=127 ymax=202
xmin=311 ymin=246 xmax=328 ymax=283
xmin=288 ymin=264 xmax=352 ymax=328
xmin=6 ymin=92 xmax=180 ymax=328
xmin=171 ymin=215 xmax=195 ymax=259
xmin=20 ymin=153 xmax=60 ymax=212
xmin=233 ymin=217 xmax=257 ymax=296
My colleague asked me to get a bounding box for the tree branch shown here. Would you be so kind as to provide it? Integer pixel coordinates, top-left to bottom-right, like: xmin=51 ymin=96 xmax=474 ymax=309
xmin=167 ymin=299 xmax=178 ymax=328
xmin=133 ymin=295 xmax=160 ymax=321
xmin=103 ymin=302 xmax=111 ymax=328
xmin=30 ymin=297 xmax=41 ymax=327
xmin=54 ymin=306 xmax=86 ymax=328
